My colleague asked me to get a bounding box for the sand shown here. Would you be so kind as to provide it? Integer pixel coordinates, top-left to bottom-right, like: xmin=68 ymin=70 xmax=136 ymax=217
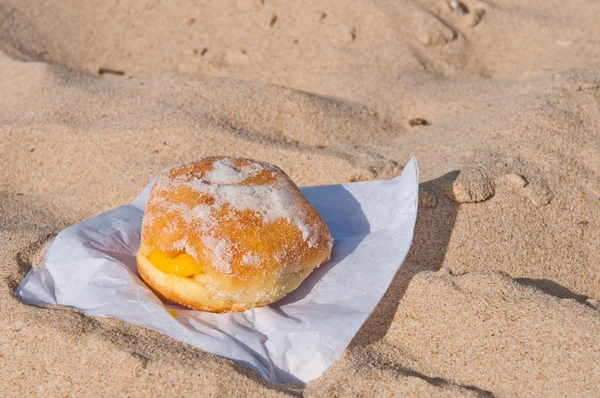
xmin=1 ymin=0 xmax=599 ymax=396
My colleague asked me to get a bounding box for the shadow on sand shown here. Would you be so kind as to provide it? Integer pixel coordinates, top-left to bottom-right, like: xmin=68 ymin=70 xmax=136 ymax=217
xmin=351 ymin=172 xmax=460 ymax=347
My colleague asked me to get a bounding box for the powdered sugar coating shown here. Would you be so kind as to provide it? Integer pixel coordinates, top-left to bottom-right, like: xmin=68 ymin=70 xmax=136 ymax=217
xmin=179 ymin=180 xmax=317 ymax=247
xmin=142 ymin=157 xmax=329 ymax=277
xmin=242 ymin=252 xmax=262 ymax=266
xmin=204 ymin=158 xmax=255 ymax=185
xmin=202 ymin=235 xmax=235 ymax=273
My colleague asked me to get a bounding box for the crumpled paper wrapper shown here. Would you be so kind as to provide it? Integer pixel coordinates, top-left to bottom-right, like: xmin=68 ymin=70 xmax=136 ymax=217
xmin=17 ymin=158 xmax=419 ymax=384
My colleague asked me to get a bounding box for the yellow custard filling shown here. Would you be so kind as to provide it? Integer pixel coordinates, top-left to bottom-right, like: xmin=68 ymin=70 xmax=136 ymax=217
xmin=148 ymin=249 xmax=203 ymax=277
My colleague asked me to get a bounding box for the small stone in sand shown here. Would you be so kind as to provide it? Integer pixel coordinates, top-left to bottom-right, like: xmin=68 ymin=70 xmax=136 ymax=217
xmin=409 ymin=118 xmax=430 ymax=126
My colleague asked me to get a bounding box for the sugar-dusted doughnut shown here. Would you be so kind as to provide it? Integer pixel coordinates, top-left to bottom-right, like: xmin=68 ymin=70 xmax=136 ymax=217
xmin=136 ymin=156 xmax=333 ymax=312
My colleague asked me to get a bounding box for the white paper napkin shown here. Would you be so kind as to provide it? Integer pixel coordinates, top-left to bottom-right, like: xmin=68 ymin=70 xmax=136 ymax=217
xmin=17 ymin=158 xmax=419 ymax=384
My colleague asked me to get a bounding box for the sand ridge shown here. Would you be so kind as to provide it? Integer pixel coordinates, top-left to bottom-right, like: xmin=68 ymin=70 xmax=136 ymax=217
xmin=1 ymin=0 xmax=600 ymax=396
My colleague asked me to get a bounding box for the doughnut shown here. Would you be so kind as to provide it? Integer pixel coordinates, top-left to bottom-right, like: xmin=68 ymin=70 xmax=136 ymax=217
xmin=136 ymin=156 xmax=333 ymax=313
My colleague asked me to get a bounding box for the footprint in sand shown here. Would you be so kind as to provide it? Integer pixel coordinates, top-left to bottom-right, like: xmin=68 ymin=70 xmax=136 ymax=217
xmin=440 ymin=156 xmax=554 ymax=206
xmin=441 ymin=166 xmax=495 ymax=203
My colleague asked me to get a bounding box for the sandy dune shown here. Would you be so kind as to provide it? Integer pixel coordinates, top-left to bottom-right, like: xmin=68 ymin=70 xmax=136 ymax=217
xmin=1 ymin=0 xmax=599 ymax=396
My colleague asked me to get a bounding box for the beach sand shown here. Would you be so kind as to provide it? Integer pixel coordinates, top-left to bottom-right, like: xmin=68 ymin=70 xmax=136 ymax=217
xmin=1 ymin=0 xmax=600 ymax=396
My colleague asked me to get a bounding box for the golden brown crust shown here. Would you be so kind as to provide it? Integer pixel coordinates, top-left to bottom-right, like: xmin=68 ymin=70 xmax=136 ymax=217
xmin=137 ymin=156 xmax=332 ymax=312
